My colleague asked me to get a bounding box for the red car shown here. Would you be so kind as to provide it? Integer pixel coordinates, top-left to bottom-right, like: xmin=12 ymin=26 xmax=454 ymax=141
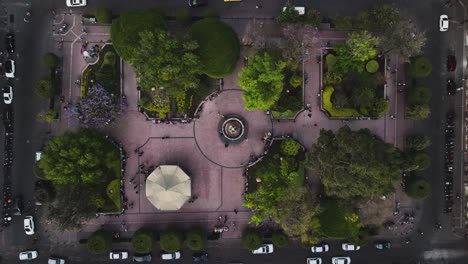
xmin=447 ymin=55 xmax=456 ymax=72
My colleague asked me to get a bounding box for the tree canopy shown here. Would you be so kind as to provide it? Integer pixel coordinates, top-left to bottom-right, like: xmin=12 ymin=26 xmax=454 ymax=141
xmin=185 ymin=228 xmax=208 ymax=251
xmin=241 ymin=228 xmax=262 ymax=250
xmin=87 ymin=229 xmax=112 ymax=254
xmin=319 ymin=199 xmax=362 ymax=239
xmin=43 ymin=52 xmax=60 ymax=69
xmin=159 ymin=230 xmax=183 ymax=253
xmin=132 ymin=228 xmax=156 ymax=254
xmin=406 ymin=135 xmax=431 ymax=151
xmin=406 ymin=104 xmax=431 ymax=120
xmin=111 ymin=9 xmax=166 ymax=62
xmin=405 ymin=176 xmax=431 ymax=200
xmin=95 ymin=7 xmax=112 ymax=24
xmin=370 ymin=4 xmax=400 ymax=32
xmin=133 ymin=30 xmax=200 ymax=96
xmin=35 ymin=78 xmax=56 ymax=99
xmin=238 ymin=52 xmax=287 ymax=111
xmin=382 ymin=20 xmax=426 ymax=62
xmin=190 ymin=17 xmax=239 ymax=78
xmin=343 ymin=31 xmax=379 ymax=62
xmin=307 ymin=126 xmax=402 ymax=199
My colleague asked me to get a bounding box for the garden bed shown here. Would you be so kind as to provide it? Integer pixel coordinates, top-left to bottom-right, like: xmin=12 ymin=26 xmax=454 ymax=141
xmin=270 ymin=70 xmax=304 ymax=119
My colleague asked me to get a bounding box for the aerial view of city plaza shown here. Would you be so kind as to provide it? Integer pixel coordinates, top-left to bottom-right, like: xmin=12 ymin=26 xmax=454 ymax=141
xmin=1 ymin=0 xmax=468 ymax=263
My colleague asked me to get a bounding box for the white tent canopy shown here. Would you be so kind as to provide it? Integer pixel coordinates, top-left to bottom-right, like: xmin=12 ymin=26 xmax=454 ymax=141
xmin=145 ymin=165 xmax=191 ymax=211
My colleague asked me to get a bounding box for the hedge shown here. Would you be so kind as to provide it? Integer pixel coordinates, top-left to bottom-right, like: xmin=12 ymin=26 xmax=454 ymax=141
xmin=365 ymin=60 xmax=379 ymax=73
xmin=322 ymin=86 xmax=361 ymax=117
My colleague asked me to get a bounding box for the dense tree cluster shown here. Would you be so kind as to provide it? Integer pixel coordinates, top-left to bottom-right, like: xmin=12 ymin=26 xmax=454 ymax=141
xmin=307 ymin=126 xmax=402 ymax=199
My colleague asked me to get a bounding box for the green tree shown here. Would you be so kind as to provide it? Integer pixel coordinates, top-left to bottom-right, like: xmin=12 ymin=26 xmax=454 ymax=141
xmin=159 ymin=230 xmax=184 ymax=252
xmin=353 ymin=11 xmax=373 ymax=31
xmin=334 ymin=16 xmax=353 ymax=31
xmin=351 ymin=228 xmax=370 ymax=246
xmin=132 ymin=228 xmax=156 ymax=254
xmin=406 ymin=135 xmax=431 ymax=151
xmin=305 ymin=8 xmax=322 ymax=26
xmin=344 ymin=31 xmax=379 ymax=62
xmin=272 ymin=231 xmax=289 ymax=247
xmin=87 ymin=229 xmax=112 ymax=254
xmin=382 ymin=20 xmax=426 ymax=62
xmin=95 ymin=7 xmax=112 ymax=23
xmin=36 ymin=109 xmax=57 ymax=123
xmin=405 ymin=176 xmax=431 ymax=200
xmin=277 ymin=3 xmax=302 ymax=24
xmin=408 ymin=56 xmax=432 ymax=78
xmin=307 ymin=127 xmax=402 ymax=199
xmin=404 ymin=152 xmax=431 ymax=171
xmin=35 ymin=78 xmax=56 ymax=99
xmin=186 ymin=228 xmax=207 ymax=251
xmin=133 ymin=30 xmax=200 ymax=97
xmin=190 ymin=17 xmax=239 ymax=78
xmin=241 ymin=228 xmax=262 ymax=250
xmin=365 ymin=60 xmax=379 ymax=73
xmin=239 ymin=52 xmax=287 ymax=111
xmin=406 ymin=104 xmax=431 ymax=120
xmin=289 ymin=74 xmax=302 ymax=88
xmin=407 ymin=85 xmax=432 ymax=105
xmin=43 ymin=52 xmax=60 ymax=69
xmin=111 ymin=9 xmax=166 ymax=62
xmin=319 ymin=199 xmax=362 ymax=239
xmin=370 ymin=4 xmax=400 ymax=32
xmin=281 ymin=139 xmax=301 ymax=156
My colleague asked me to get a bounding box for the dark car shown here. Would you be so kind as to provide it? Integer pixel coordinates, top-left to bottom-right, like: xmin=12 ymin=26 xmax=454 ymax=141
xmin=374 ymin=241 xmax=391 ymax=250
xmin=5 ymin=33 xmax=14 ymax=54
xmin=188 ymin=0 xmax=206 ymax=7
xmin=133 ymin=254 xmax=151 ymax=262
xmin=447 ymin=78 xmax=456 ymax=95
xmin=447 ymin=55 xmax=456 ymax=72
xmin=192 ymin=253 xmax=208 ymax=262
xmin=12 ymin=196 xmax=23 ymax=216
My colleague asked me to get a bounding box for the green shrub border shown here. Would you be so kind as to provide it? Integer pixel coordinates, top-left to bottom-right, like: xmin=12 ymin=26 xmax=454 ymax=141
xmin=322 ymin=86 xmax=362 ymax=117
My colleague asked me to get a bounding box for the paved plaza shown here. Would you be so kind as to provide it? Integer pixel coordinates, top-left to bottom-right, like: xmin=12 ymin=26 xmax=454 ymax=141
xmin=40 ymin=15 xmax=421 ymax=243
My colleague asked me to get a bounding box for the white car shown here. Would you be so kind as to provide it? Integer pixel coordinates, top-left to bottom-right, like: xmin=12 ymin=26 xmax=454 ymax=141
xmin=24 ymin=216 xmax=35 ymax=235
xmin=440 ymin=15 xmax=449 ymax=31
xmin=66 ymin=0 xmax=86 ymax=7
xmin=307 ymin=257 xmax=322 ymax=264
xmin=5 ymin=59 xmax=15 ymax=78
xmin=3 ymin=85 xmax=13 ymax=104
xmin=48 ymin=258 xmax=65 ymax=264
xmin=332 ymin=257 xmax=351 ymax=264
xmin=161 ymin=252 xmax=181 ymax=260
xmin=252 ymin=244 xmax=274 ymax=254
xmin=19 ymin=251 xmax=38 ymax=260
xmin=109 ymin=251 xmax=128 ymax=260
xmin=311 ymin=244 xmax=329 ymax=253
xmin=341 ymin=243 xmax=360 ymax=251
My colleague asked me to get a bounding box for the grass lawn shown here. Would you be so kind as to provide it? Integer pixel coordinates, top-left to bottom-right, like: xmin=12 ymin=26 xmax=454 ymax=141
xmin=81 ymin=45 xmax=121 ymax=98
xmin=106 ymin=179 xmax=122 ymax=211
xmin=322 ymin=86 xmax=362 ymax=117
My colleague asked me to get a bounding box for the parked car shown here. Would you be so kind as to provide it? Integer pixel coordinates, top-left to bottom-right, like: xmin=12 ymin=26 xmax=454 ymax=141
xmin=66 ymin=0 xmax=86 ymax=7
xmin=5 ymin=59 xmax=15 ymax=78
xmin=19 ymin=251 xmax=38 ymax=260
xmin=48 ymin=257 xmax=65 ymax=264
xmin=311 ymin=244 xmax=329 ymax=253
xmin=374 ymin=241 xmax=391 ymax=250
xmin=341 ymin=243 xmax=360 ymax=251
xmin=110 ymin=251 xmax=128 ymax=260
xmin=192 ymin=253 xmax=208 ymax=262
xmin=132 ymin=254 xmax=151 ymax=262
xmin=188 ymin=0 xmax=206 ymax=7
xmin=307 ymin=257 xmax=322 ymax=264
xmin=447 ymin=78 xmax=456 ymax=95
xmin=161 ymin=252 xmax=181 ymax=260
xmin=447 ymin=55 xmax=456 ymax=71
xmin=440 ymin=14 xmax=449 ymax=31
xmin=252 ymin=244 xmax=274 ymax=254
xmin=5 ymin=33 xmax=14 ymax=53
xmin=3 ymin=85 xmax=13 ymax=104
xmin=332 ymin=257 xmax=351 ymax=264
xmin=12 ymin=196 xmax=23 ymax=215
xmin=23 ymin=216 xmax=35 ymax=235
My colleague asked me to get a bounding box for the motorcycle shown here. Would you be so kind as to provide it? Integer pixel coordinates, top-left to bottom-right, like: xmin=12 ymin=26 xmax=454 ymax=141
xmin=59 ymin=23 xmax=68 ymax=33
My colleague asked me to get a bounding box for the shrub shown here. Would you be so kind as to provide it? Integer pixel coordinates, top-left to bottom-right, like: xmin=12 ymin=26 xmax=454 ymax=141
xmin=305 ymin=8 xmax=322 ymax=26
xmin=323 ymin=86 xmax=361 ymax=117
xmin=43 ymin=52 xmax=60 ymax=69
xmin=95 ymin=7 xmax=112 ymax=24
xmin=36 ymin=109 xmax=58 ymax=123
xmin=281 ymin=139 xmax=301 ymax=156
xmin=325 ymin=54 xmax=337 ymax=69
xmin=409 ymin=56 xmax=432 ymax=78
xmin=289 ymin=74 xmax=302 ymax=88
xmin=272 ymin=231 xmax=289 ymax=247
xmin=365 ymin=60 xmax=379 ymax=73
xmin=407 ymin=85 xmax=431 ymax=106
xmin=241 ymin=228 xmax=262 ymax=251
xmin=405 ymin=176 xmax=431 ymax=200
xmin=160 ymin=230 xmax=184 ymax=252
xmin=87 ymin=229 xmax=113 ymax=254
xmin=406 ymin=135 xmax=431 ymax=151
xmin=351 ymin=229 xmax=369 ymax=246
xmin=406 ymin=104 xmax=430 ymax=120
xmin=35 ymin=78 xmax=56 ymax=99
xmin=176 ymin=7 xmax=192 ymax=25
xmin=190 ymin=17 xmax=239 ymax=78
xmin=334 ymin=16 xmax=353 ymax=31
xmin=186 ymin=228 xmax=207 ymax=251
xmin=131 ymin=228 xmax=156 ymax=254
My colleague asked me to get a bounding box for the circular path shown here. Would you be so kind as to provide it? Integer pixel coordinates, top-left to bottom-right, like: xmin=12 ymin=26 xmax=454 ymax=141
xmin=193 ymin=89 xmax=273 ymax=168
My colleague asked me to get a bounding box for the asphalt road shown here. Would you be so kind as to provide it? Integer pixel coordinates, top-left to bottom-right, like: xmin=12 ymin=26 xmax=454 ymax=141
xmin=1 ymin=0 xmax=468 ymax=263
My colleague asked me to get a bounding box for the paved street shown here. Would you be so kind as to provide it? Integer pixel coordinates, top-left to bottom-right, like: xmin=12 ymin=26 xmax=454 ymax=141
xmin=1 ymin=0 xmax=468 ymax=263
